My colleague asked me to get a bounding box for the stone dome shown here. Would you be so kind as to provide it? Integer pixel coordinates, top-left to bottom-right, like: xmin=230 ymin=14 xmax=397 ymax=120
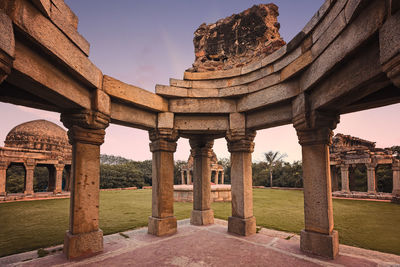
xmin=4 ymin=120 xmax=71 ymax=154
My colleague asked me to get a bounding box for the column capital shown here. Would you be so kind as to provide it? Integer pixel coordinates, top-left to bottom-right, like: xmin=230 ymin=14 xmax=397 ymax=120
xmin=149 ymin=129 xmax=178 ymax=152
xmin=189 ymin=138 xmax=214 ymax=157
xmin=393 ymin=160 xmax=400 ymax=171
xmin=61 ymin=110 xmax=110 ymax=146
xmin=366 ymin=162 xmax=378 ymax=169
xmin=226 ymin=130 xmax=256 ymax=153
xmin=55 ymin=164 xmax=65 ymax=171
xmin=24 ymin=159 xmax=36 ymax=170
xmin=293 ymin=111 xmax=339 ymax=146
xmin=340 ymin=164 xmax=349 ymax=170
xmin=0 ymin=161 xmax=9 ymax=169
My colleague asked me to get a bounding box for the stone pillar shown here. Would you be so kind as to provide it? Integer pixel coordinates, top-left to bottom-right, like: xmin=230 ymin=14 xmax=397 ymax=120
xmin=214 ymin=171 xmax=219 ymax=184
xmin=61 ymin=110 xmax=110 ymax=259
xmin=54 ymin=164 xmax=64 ymax=194
xmin=181 ymin=170 xmax=185 ymax=184
xmin=226 ymin=130 xmax=256 ymax=236
xmin=340 ymin=164 xmax=350 ymax=193
xmin=366 ymin=163 xmax=377 ymax=194
xmin=188 ymin=171 xmax=192 ymax=185
xmin=64 ymin=165 xmax=71 ymax=192
xmin=392 ymin=161 xmax=400 ymax=203
xmin=24 ymin=160 xmax=36 ymax=195
xmin=148 ymin=129 xmax=178 ymax=236
xmin=330 ymin=166 xmax=339 ymax=192
xmin=48 ymin=166 xmax=56 ymax=192
xmin=0 ymin=161 xmax=8 ymax=196
xmin=221 ymin=171 xmax=225 ymax=184
xmin=189 ymin=138 xmax=214 ymax=226
xmin=293 ymin=111 xmax=339 ymax=259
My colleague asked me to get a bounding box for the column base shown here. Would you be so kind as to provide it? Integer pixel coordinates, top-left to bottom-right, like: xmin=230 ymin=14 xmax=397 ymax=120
xmin=190 ymin=209 xmax=214 ymax=226
xmin=148 ymin=216 xmax=177 ymax=236
xmin=367 ymin=191 xmax=376 ymax=195
xmin=24 ymin=191 xmax=33 ymax=196
xmin=300 ymin=230 xmax=339 ymax=259
xmin=228 ymin=216 xmax=256 ymax=236
xmin=392 ymin=195 xmax=400 ymax=204
xmin=64 ymin=229 xmax=103 ymax=259
xmin=0 ymin=192 xmax=6 ymax=196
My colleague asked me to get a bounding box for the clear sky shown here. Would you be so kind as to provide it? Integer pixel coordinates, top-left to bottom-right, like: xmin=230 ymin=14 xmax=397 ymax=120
xmin=1 ymin=1 xmax=399 ymax=163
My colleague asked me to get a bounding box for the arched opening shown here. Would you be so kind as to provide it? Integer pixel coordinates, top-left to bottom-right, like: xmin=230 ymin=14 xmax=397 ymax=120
xmin=6 ymin=163 xmax=25 ymax=194
xmin=33 ymin=165 xmax=50 ymax=192
xmin=376 ymin=164 xmax=393 ymax=193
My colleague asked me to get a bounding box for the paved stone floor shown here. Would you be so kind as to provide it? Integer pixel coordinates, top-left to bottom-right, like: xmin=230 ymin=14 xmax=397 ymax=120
xmin=2 ymin=219 xmax=400 ymax=266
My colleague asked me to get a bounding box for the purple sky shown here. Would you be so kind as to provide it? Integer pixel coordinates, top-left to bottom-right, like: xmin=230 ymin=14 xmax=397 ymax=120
xmin=1 ymin=1 xmax=399 ymax=162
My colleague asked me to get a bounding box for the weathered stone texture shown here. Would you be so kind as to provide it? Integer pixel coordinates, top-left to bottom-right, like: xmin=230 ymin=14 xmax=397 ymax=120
xmin=189 ymin=4 xmax=285 ymax=72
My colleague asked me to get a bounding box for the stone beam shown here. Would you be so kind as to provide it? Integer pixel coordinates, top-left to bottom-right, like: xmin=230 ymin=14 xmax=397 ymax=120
xmin=246 ymin=104 xmax=292 ymax=130
xmin=110 ymin=102 xmax=156 ymax=130
xmin=169 ymin=98 xmax=236 ymax=114
xmin=174 ymin=115 xmax=229 ymax=132
xmin=0 ymin=10 xmax=15 ymax=84
xmin=3 ymin=0 xmax=101 ymax=88
xmin=103 ymin=76 xmax=168 ymax=112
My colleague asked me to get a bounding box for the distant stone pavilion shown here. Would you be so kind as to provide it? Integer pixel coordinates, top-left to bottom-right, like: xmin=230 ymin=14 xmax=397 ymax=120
xmin=0 ymin=120 xmax=72 ymax=198
xmin=330 ymin=133 xmax=400 ymax=201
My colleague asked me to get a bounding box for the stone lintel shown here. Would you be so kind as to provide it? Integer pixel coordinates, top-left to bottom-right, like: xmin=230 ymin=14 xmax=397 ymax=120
xmin=300 ymin=230 xmax=339 ymax=259
xmin=228 ymin=216 xmax=256 ymax=236
xmin=64 ymin=229 xmax=103 ymax=259
xmin=190 ymin=209 xmax=214 ymax=226
xmin=148 ymin=216 xmax=177 ymax=236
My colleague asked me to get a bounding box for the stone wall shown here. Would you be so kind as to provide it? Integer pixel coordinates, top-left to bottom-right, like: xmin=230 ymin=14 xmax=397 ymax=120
xmin=188 ymin=4 xmax=285 ymax=72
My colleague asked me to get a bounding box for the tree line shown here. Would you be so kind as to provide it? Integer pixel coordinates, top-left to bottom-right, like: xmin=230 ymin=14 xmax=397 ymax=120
xmin=5 ymin=148 xmax=399 ymax=193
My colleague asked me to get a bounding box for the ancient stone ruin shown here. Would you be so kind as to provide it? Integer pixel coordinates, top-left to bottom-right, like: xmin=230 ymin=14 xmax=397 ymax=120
xmin=0 ymin=120 xmax=72 ymax=200
xmin=189 ymin=4 xmax=285 ymax=72
xmin=329 ymin=133 xmax=400 ymax=201
xmin=0 ymin=0 xmax=399 ymax=261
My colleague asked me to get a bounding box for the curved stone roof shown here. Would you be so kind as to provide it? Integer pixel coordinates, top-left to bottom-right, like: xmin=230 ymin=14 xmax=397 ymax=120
xmin=4 ymin=120 xmax=71 ymax=153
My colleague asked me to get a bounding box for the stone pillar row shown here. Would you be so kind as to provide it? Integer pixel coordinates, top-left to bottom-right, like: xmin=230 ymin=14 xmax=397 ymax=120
xmin=148 ymin=129 xmax=178 ymax=236
xmin=61 ymin=110 xmax=110 ymax=259
xmin=293 ymin=111 xmax=340 ymax=259
xmin=189 ymin=138 xmax=214 ymax=226
xmin=226 ymin=130 xmax=256 ymax=236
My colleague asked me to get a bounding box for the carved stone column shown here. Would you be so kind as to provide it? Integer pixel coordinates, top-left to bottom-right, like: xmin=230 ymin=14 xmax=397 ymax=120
xmin=293 ymin=111 xmax=340 ymax=259
xmin=330 ymin=166 xmax=339 ymax=192
xmin=53 ymin=164 xmax=64 ymax=194
xmin=221 ymin=171 xmax=225 ymax=184
xmin=0 ymin=161 xmax=9 ymax=196
xmin=24 ymin=160 xmax=36 ymax=195
xmin=61 ymin=110 xmax=110 ymax=259
xmin=181 ymin=170 xmax=185 ymax=184
xmin=64 ymin=165 xmax=71 ymax=192
xmin=189 ymin=138 xmax=214 ymax=226
xmin=188 ymin=171 xmax=192 ymax=185
xmin=148 ymin=129 xmax=178 ymax=236
xmin=392 ymin=160 xmax=400 ymax=203
xmin=366 ymin=163 xmax=377 ymax=194
xmin=340 ymin=164 xmax=350 ymax=193
xmin=226 ymin=130 xmax=256 ymax=236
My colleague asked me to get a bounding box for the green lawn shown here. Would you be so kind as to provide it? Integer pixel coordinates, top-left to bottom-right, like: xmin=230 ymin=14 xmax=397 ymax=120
xmin=0 ymin=189 xmax=399 ymax=257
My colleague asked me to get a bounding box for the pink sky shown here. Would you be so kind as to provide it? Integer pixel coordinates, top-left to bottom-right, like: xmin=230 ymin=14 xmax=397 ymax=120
xmin=1 ymin=1 xmax=399 ymax=163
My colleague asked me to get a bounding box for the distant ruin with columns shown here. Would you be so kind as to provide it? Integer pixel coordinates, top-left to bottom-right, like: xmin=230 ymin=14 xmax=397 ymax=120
xmin=330 ymin=133 xmax=400 ymax=201
xmin=0 ymin=0 xmax=399 ymax=261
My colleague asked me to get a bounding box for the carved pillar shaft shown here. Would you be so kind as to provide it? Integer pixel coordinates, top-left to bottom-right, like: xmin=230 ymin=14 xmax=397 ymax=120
xmin=293 ymin=111 xmax=339 ymax=259
xmin=181 ymin=170 xmax=185 ymax=184
xmin=54 ymin=164 xmax=64 ymax=194
xmin=221 ymin=171 xmax=224 ymax=184
xmin=189 ymin=138 xmax=214 ymax=226
xmin=61 ymin=110 xmax=109 ymax=259
xmin=226 ymin=131 xmax=256 ymax=236
xmin=148 ymin=129 xmax=178 ymax=236
xmin=393 ymin=162 xmax=400 ymax=195
xmin=340 ymin=164 xmax=350 ymax=192
xmin=366 ymin=164 xmax=377 ymax=193
xmin=24 ymin=161 xmax=36 ymax=195
xmin=0 ymin=162 xmax=8 ymax=196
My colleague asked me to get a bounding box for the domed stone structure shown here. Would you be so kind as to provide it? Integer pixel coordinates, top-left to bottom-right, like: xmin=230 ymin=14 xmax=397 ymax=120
xmin=5 ymin=120 xmax=71 ymax=155
xmin=0 ymin=120 xmax=72 ymax=198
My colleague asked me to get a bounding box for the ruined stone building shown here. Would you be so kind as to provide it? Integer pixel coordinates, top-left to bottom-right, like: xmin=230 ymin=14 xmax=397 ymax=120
xmin=330 ymin=133 xmax=399 ymax=197
xmin=0 ymin=0 xmax=399 ymax=261
xmin=0 ymin=120 xmax=71 ymax=198
xmin=180 ymin=150 xmax=224 ymax=185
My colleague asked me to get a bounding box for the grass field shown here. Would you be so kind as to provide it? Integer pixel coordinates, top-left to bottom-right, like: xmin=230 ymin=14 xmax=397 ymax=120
xmin=0 ymin=189 xmax=399 ymax=257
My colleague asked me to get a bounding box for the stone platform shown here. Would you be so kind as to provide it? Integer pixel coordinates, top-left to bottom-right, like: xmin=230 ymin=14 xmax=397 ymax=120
xmin=174 ymin=184 xmax=231 ymax=202
xmin=0 ymin=192 xmax=70 ymax=202
xmin=2 ymin=219 xmax=399 ymax=267
xmin=332 ymin=191 xmax=393 ymax=201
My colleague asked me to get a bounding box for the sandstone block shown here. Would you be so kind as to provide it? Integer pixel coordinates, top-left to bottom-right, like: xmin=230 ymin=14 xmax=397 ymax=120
xmin=93 ymin=89 xmax=111 ymax=116
xmin=300 ymin=230 xmax=339 ymax=259
xmin=148 ymin=216 xmax=177 ymax=236
xmin=228 ymin=216 xmax=256 ymax=236
xmin=190 ymin=209 xmax=214 ymax=226
xmin=229 ymin=113 xmax=245 ymax=130
xmin=64 ymin=229 xmax=103 ymax=259
xmin=158 ymin=112 xmax=174 ymax=129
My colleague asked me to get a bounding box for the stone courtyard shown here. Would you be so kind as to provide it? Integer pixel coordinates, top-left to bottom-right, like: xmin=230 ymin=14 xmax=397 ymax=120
xmin=0 ymin=0 xmax=400 ymax=264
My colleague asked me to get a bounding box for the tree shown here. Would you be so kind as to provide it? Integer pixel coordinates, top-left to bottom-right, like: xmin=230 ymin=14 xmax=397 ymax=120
xmin=264 ymin=151 xmax=286 ymax=187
